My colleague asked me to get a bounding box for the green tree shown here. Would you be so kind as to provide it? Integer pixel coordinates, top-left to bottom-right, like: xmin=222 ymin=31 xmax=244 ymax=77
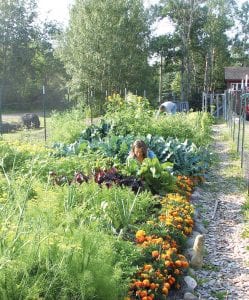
xmin=59 ymin=0 xmax=151 ymax=106
xmin=0 ymin=0 xmax=66 ymax=111
xmin=153 ymin=0 xmax=234 ymax=107
xmin=200 ymin=0 xmax=234 ymax=93
xmin=0 ymin=0 xmax=38 ymax=108
xmin=231 ymin=1 xmax=249 ymax=66
xmin=161 ymin=0 xmax=202 ymax=102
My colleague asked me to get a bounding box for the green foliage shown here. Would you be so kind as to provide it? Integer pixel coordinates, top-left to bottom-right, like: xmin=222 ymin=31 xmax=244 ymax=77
xmin=0 ymin=0 xmax=66 ymax=109
xmin=49 ymin=105 xmax=88 ymax=144
xmin=139 ymin=158 xmax=176 ymax=195
xmin=105 ymin=93 xmax=154 ymax=136
xmin=57 ymin=182 xmax=153 ymax=235
xmin=60 ymin=0 xmax=151 ymax=102
xmin=36 ymin=152 xmax=116 ymax=182
xmin=152 ymin=112 xmax=213 ymax=146
xmin=112 ymin=239 xmax=143 ymax=283
xmin=0 ymin=175 xmax=149 ymax=299
xmin=126 ymin=157 xmax=176 ymax=195
xmin=0 ymin=93 xmax=214 ymax=299
xmin=162 ymin=137 xmax=212 ymax=177
xmin=0 ymin=227 xmax=124 ymax=299
xmin=0 ymin=143 xmax=29 ymax=173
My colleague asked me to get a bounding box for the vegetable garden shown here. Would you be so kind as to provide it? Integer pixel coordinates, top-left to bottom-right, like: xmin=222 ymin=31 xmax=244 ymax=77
xmin=0 ymin=94 xmax=214 ymax=299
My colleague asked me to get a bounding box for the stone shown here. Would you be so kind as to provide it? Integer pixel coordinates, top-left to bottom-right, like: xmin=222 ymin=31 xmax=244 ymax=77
xmin=186 ymin=231 xmax=201 ymax=248
xmin=190 ymin=234 xmax=205 ymax=269
xmin=184 ymin=292 xmax=198 ymax=300
xmin=184 ymin=276 xmax=197 ymax=291
xmin=190 ymin=190 xmax=201 ymax=201
xmin=188 ymin=268 xmax=196 ymax=276
xmin=194 ymin=221 xmax=208 ymax=234
xmin=0 ymin=122 xmax=21 ymax=133
xmin=21 ymin=113 xmax=40 ymax=129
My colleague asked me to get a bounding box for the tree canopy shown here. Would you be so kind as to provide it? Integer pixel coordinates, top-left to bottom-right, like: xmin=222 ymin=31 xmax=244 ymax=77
xmin=0 ymin=0 xmax=248 ymax=111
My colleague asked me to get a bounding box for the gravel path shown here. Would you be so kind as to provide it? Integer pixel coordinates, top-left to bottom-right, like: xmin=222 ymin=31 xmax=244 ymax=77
xmin=190 ymin=123 xmax=249 ymax=300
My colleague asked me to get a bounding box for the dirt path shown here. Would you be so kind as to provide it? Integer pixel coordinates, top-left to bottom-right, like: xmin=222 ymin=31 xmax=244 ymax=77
xmin=190 ymin=123 xmax=249 ymax=300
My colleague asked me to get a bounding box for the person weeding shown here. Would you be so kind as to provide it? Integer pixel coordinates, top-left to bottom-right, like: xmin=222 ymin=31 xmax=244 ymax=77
xmin=156 ymin=101 xmax=177 ymax=116
xmin=127 ymin=140 xmax=156 ymax=163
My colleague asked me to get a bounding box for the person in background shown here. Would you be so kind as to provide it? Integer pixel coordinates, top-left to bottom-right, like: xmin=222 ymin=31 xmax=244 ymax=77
xmin=157 ymin=101 xmax=177 ymax=116
xmin=127 ymin=140 xmax=156 ymax=163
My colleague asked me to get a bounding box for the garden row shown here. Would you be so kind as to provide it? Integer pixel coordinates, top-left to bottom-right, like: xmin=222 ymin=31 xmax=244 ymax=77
xmin=0 ymin=94 xmax=213 ymax=299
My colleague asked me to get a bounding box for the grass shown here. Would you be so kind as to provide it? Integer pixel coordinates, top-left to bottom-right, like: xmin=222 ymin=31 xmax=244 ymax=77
xmin=202 ymin=219 xmax=209 ymax=228
xmin=1 ymin=112 xmax=51 ymax=144
xmin=211 ymin=291 xmax=228 ymax=300
xmin=219 ymin=121 xmax=249 ymax=252
xmin=202 ymin=263 xmax=220 ymax=272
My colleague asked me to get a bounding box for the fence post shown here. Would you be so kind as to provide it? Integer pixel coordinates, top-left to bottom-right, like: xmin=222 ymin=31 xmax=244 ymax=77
xmin=241 ymin=94 xmax=245 ymax=168
xmin=0 ymin=85 xmax=2 ymax=136
xmin=202 ymin=92 xmax=205 ymax=111
xmin=237 ymin=94 xmax=242 ymax=153
xmin=43 ymin=85 xmax=47 ymax=143
xmin=90 ymin=89 xmax=93 ymax=125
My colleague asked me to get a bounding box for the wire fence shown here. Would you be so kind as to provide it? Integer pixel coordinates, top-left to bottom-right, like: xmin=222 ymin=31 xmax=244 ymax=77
xmin=225 ymin=90 xmax=249 ymax=195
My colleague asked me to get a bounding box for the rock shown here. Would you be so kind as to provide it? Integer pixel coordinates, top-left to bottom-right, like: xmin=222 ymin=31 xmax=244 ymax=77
xmin=190 ymin=190 xmax=201 ymax=201
xmin=190 ymin=234 xmax=205 ymax=269
xmin=194 ymin=221 xmax=207 ymax=234
xmin=21 ymin=113 xmax=40 ymax=129
xmin=186 ymin=231 xmax=201 ymax=248
xmin=184 ymin=292 xmax=198 ymax=300
xmin=0 ymin=122 xmax=21 ymax=133
xmin=193 ymin=209 xmax=201 ymax=219
xmin=184 ymin=276 xmax=197 ymax=291
xmin=185 ymin=248 xmax=194 ymax=259
xmin=188 ymin=268 xmax=196 ymax=277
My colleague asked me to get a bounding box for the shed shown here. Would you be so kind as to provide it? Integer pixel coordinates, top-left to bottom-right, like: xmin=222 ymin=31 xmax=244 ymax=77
xmin=224 ymin=67 xmax=249 ymax=90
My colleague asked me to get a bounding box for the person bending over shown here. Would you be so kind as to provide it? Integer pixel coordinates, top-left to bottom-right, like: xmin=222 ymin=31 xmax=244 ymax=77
xmin=127 ymin=140 xmax=156 ymax=163
xmin=157 ymin=101 xmax=177 ymax=116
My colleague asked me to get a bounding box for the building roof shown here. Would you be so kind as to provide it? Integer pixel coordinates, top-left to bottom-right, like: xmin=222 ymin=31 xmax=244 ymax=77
xmin=224 ymin=67 xmax=249 ymax=80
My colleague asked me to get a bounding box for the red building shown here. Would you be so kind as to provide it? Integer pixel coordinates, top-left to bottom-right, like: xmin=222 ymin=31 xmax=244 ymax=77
xmin=224 ymin=67 xmax=249 ymax=91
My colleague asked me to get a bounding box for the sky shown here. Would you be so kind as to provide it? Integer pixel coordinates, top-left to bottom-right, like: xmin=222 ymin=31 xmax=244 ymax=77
xmin=37 ymin=0 xmax=247 ymax=35
xmin=37 ymin=0 xmax=174 ymax=34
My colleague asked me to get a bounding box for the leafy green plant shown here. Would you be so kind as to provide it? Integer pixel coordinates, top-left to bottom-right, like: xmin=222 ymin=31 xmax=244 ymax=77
xmin=126 ymin=157 xmax=176 ymax=195
xmin=162 ymin=137 xmax=212 ymax=177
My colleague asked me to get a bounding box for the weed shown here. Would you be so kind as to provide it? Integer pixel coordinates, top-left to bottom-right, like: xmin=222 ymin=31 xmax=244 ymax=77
xmin=202 ymin=219 xmax=209 ymax=228
xmin=211 ymin=290 xmax=228 ymax=300
xmin=203 ymin=263 xmax=220 ymax=271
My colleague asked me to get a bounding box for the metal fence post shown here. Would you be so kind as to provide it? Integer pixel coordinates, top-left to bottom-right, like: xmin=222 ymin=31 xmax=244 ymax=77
xmin=237 ymin=94 xmax=242 ymax=153
xmin=0 ymin=86 xmax=2 ymax=136
xmin=43 ymin=85 xmax=47 ymax=142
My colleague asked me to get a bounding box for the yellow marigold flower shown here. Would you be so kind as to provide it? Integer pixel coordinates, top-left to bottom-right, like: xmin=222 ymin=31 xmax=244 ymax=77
xmin=136 ymin=230 xmax=146 ymax=238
